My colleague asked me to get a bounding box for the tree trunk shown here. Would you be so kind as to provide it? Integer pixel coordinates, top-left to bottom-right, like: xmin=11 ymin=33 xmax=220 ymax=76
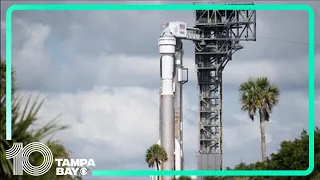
xmin=259 ymin=110 xmax=267 ymax=162
xmin=156 ymin=161 xmax=160 ymax=180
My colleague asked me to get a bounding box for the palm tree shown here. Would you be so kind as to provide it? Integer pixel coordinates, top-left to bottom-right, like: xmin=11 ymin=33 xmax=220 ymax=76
xmin=0 ymin=58 xmax=71 ymax=180
xmin=239 ymin=77 xmax=280 ymax=162
xmin=145 ymin=144 xmax=168 ymax=180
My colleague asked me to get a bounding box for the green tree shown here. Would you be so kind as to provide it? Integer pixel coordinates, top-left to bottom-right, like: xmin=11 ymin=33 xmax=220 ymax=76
xmin=239 ymin=77 xmax=280 ymax=162
xmin=205 ymin=127 xmax=320 ymax=180
xmin=146 ymin=144 xmax=168 ymax=180
xmin=0 ymin=58 xmax=72 ymax=180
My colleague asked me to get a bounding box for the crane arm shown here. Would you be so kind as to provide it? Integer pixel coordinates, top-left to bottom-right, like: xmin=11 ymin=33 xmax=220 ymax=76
xmin=186 ymin=27 xmax=201 ymax=41
xmin=161 ymin=21 xmax=201 ymax=41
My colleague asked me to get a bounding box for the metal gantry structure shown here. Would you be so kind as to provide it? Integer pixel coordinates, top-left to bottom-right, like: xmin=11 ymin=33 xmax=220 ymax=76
xmin=156 ymin=3 xmax=257 ymax=180
xmin=194 ymin=6 xmax=257 ymax=173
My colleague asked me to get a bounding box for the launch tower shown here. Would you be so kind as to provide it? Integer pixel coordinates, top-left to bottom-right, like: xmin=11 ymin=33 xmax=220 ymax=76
xmin=194 ymin=3 xmax=257 ymax=176
xmin=156 ymin=3 xmax=257 ymax=180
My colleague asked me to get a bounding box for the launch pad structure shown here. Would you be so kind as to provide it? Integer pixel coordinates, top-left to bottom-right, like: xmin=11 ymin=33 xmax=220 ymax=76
xmin=194 ymin=4 xmax=257 ymax=172
xmin=156 ymin=2 xmax=257 ymax=180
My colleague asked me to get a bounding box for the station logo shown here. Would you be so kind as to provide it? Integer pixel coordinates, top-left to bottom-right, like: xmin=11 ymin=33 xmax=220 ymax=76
xmin=6 ymin=142 xmax=95 ymax=177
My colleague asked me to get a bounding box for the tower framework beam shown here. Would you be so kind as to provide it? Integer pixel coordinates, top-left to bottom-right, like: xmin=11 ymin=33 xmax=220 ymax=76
xmin=194 ymin=5 xmax=256 ymax=178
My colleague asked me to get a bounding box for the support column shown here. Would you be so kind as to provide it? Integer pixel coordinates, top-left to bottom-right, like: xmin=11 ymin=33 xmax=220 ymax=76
xmin=174 ymin=39 xmax=184 ymax=171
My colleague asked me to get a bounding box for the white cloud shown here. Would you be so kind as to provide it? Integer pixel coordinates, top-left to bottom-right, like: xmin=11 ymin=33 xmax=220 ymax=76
xmin=11 ymin=19 xmax=52 ymax=87
xmin=223 ymin=113 xmax=273 ymax=149
xmin=17 ymin=50 xmax=311 ymax=91
xmin=8 ymin=13 xmax=317 ymax=92
xmin=18 ymin=86 xmax=198 ymax=164
xmin=27 ymin=87 xmax=158 ymax=155
xmin=224 ymin=56 xmax=313 ymax=87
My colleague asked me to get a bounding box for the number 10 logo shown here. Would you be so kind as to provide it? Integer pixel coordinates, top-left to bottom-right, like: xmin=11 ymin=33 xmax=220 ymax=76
xmin=6 ymin=142 xmax=54 ymax=176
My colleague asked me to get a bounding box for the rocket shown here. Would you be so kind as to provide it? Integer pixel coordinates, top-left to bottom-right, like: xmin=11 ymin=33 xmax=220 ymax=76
xmin=155 ymin=22 xmax=188 ymax=180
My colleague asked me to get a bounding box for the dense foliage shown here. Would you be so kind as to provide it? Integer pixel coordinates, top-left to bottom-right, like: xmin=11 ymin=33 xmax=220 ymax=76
xmin=204 ymin=128 xmax=320 ymax=180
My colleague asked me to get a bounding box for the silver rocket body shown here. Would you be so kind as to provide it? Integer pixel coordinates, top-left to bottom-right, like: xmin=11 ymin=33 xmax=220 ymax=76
xmin=158 ymin=29 xmax=176 ymax=180
xmin=160 ymin=95 xmax=175 ymax=171
xmin=157 ymin=23 xmax=187 ymax=180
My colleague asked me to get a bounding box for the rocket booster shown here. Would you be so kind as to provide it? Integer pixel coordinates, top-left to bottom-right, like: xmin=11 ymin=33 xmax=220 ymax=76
xmin=158 ymin=28 xmax=176 ymax=178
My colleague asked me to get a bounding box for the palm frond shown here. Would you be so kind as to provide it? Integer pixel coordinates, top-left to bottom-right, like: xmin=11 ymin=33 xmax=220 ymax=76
xmin=239 ymin=77 xmax=280 ymax=122
xmin=145 ymin=144 xmax=168 ymax=169
xmin=1 ymin=95 xmax=69 ymax=179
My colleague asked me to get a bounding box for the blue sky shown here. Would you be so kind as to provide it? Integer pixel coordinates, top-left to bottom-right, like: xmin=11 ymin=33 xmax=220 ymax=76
xmin=1 ymin=1 xmax=320 ymax=180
